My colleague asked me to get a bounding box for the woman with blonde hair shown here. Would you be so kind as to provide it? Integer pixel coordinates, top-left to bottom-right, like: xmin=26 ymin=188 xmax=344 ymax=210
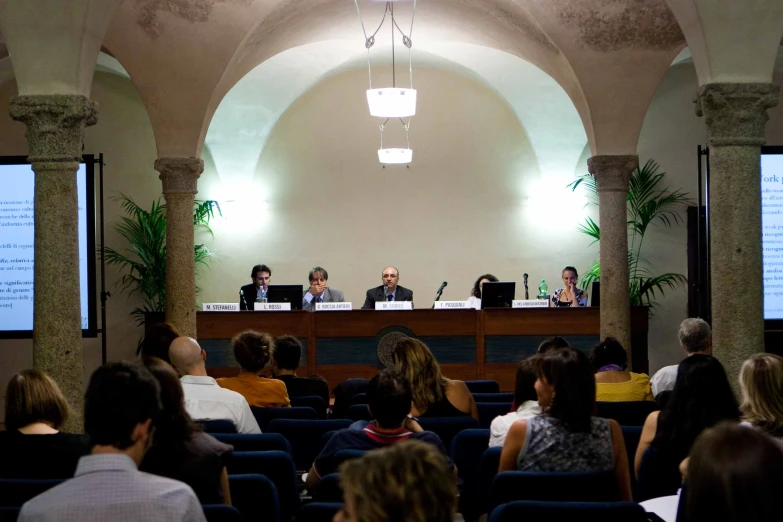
xmin=739 ymin=353 xmax=783 ymax=440
xmin=391 ymin=338 xmax=477 ymax=419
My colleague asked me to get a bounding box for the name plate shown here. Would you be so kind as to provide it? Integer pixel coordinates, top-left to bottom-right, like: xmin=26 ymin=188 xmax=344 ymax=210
xmin=315 ymin=302 xmax=353 ymax=311
xmin=253 ymin=302 xmax=292 ymax=311
xmin=433 ymin=301 xmax=470 ymax=309
xmin=512 ymin=299 xmax=550 ymax=308
xmin=375 ymin=301 xmax=413 ymax=310
xmin=203 ymin=303 xmax=239 ymax=312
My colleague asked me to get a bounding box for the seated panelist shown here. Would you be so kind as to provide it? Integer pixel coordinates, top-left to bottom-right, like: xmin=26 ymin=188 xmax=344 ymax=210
xmin=302 ymin=266 xmax=345 ymax=311
xmin=239 ymin=264 xmax=271 ymax=310
xmin=551 ymin=265 xmax=588 ymax=307
xmin=466 ymin=273 xmax=499 ymax=310
xmin=362 ymin=266 xmax=413 ymax=309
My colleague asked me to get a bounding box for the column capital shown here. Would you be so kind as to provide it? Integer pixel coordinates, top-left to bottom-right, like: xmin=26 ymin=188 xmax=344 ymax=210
xmin=695 ymin=83 xmax=779 ymax=146
xmin=587 ymin=155 xmax=638 ymax=192
xmin=9 ymin=94 xmax=97 ymax=162
xmin=155 ymin=157 xmax=203 ymax=195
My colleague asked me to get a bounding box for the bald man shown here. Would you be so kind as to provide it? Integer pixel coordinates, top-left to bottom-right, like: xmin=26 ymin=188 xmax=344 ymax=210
xmin=169 ymin=337 xmax=261 ymax=434
xmin=361 ymin=266 xmax=414 ymax=309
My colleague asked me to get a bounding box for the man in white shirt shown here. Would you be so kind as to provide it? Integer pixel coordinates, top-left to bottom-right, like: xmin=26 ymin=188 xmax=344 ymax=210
xmin=650 ymin=317 xmax=712 ymax=397
xmin=169 ymin=336 xmax=261 ymax=434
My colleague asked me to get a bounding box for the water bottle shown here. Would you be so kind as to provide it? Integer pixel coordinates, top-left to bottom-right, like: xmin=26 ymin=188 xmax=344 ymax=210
xmin=538 ymin=279 xmax=548 ymax=298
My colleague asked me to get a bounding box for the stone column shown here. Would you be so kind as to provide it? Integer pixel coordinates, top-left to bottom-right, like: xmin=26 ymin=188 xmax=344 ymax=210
xmin=588 ymin=155 xmax=638 ymax=359
xmin=154 ymin=158 xmax=203 ymax=338
xmin=10 ymin=95 xmax=97 ymax=432
xmin=695 ymin=83 xmax=779 ymax=386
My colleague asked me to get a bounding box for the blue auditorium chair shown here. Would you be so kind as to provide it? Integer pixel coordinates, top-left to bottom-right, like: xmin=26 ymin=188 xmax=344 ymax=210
xmin=350 ymin=393 xmax=368 ymax=405
xmin=226 ymin=451 xmax=298 ymax=520
xmin=311 ymin=473 xmax=343 ymax=503
xmin=297 ymin=502 xmax=343 ymax=522
xmin=450 ymin=429 xmax=490 ymax=519
xmin=596 ymin=401 xmax=659 ymax=426
xmin=251 ymin=406 xmax=318 ymax=431
xmin=211 ymin=432 xmax=292 ymax=455
xmin=478 ymin=446 xmax=503 ymax=510
xmin=290 ymin=395 xmax=328 ymax=419
xmin=228 ymin=474 xmax=280 ymax=522
xmin=636 ymin=445 xmax=683 ymax=502
xmin=472 ymin=392 xmax=514 ymax=403
xmin=465 ymin=380 xmax=500 ymax=393
xmin=0 ymin=478 xmax=64 ymax=507
xmin=266 ymin=419 xmax=353 ymax=470
xmin=476 ymin=402 xmax=513 ymax=429
xmin=202 ymin=504 xmax=243 ymax=522
xmin=488 ymin=500 xmax=648 ymax=522
xmin=621 ymin=425 xmax=643 ymax=496
xmin=199 ymin=419 xmax=237 ymax=434
xmin=418 ymin=416 xmax=479 ymax=450
xmin=345 ymin=404 xmax=373 ymax=422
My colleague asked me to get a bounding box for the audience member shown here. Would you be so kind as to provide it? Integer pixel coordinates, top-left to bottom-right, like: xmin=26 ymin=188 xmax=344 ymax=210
xmin=489 ymin=357 xmax=541 ymax=448
xmin=139 ymin=322 xmax=181 ymax=363
xmin=169 ymin=336 xmax=261 ymax=433
xmin=391 ymin=338 xmax=477 ymax=419
xmin=651 ymin=318 xmax=711 ymax=398
xmin=0 ymin=369 xmax=90 ymax=478
xmin=739 ymin=353 xmax=783 ymax=443
xmin=305 ymin=369 xmax=453 ymax=489
xmin=217 ymin=330 xmax=290 ymax=408
xmin=271 ymin=334 xmax=330 ymax=408
xmin=536 ymin=336 xmax=570 ymax=354
xmin=140 ymin=357 xmax=233 ymax=504
xmin=335 ymin=439 xmax=458 ymax=522
xmin=590 ymin=337 xmax=653 ymax=402
xmin=635 ymin=355 xmax=739 ymax=499
xmin=18 ymin=362 xmax=205 ymax=522
xmin=677 ymin=422 xmax=783 ymax=522
xmin=499 ymin=348 xmax=632 ymax=501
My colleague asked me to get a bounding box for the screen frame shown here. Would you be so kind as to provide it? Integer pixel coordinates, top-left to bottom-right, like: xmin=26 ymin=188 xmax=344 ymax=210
xmin=762 ymin=146 xmax=783 ymax=328
xmin=0 ymin=155 xmax=97 ymax=339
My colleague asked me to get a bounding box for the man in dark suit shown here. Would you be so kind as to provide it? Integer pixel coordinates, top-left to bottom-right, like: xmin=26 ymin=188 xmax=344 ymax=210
xmin=302 ymin=266 xmax=345 ymax=311
xmin=239 ymin=264 xmax=272 ymax=310
xmin=362 ymin=266 xmax=413 ymax=309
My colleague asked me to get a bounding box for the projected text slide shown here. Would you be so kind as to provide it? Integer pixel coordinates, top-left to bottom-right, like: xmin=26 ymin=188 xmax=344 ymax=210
xmin=762 ymin=153 xmax=783 ymax=319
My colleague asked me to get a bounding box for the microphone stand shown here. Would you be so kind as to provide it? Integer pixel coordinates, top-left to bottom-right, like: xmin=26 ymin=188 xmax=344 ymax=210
xmin=431 ymin=287 xmax=446 ymax=309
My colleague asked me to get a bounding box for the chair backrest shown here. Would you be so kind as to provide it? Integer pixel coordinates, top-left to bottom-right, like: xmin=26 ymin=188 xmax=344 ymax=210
xmin=251 ymin=406 xmax=318 ymax=431
xmin=476 ymin=402 xmax=513 ymax=429
xmin=488 ymin=500 xmax=648 ymax=522
xmin=636 ymin=445 xmax=683 ymax=502
xmin=345 ymin=404 xmax=373 ymax=422
xmin=596 ymin=401 xmax=659 ymax=426
xmin=211 ymin=432 xmax=292 ymax=455
xmin=621 ymin=425 xmax=643 ymax=497
xmin=450 ymin=429 xmax=490 ymax=519
xmin=290 ymin=395 xmax=328 ymax=419
xmin=266 ymin=419 xmax=353 ymax=470
xmin=202 ymin=504 xmax=243 ymax=522
xmin=465 ymin=380 xmax=500 ymax=393
xmin=350 ymin=393 xmax=368 ymax=405
xmin=297 ymin=502 xmax=343 ymax=522
xmin=226 ymin=451 xmax=298 ymax=519
xmin=0 ymin=478 xmax=64 ymax=507
xmin=0 ymin=507 xmax=20 ymax=522
xmin=472 ymin=393 xmax=514 ymax=403
xmin=312 ymin=473 xmax=344 ymax=503
xmin=228 ymin=474 xmax=280 ymax=522
xmin=479 ymin=446 xmax=503 ymax=508
xmin=489 ymin=470 xmax=620 ymax=513
xmin=418 ymin=416 xmax=480 ymax=450
xmin=199 ymin=419 xmax=237 ymax=434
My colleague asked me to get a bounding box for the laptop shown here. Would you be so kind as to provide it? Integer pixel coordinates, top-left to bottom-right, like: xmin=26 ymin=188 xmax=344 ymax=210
xmin=266 ymin=285 xmax=303 ymax=310
xmin=481 ymin=281 xmax=516 ymax=309
xmin=590 ymin=281 xmax=600 ymax=307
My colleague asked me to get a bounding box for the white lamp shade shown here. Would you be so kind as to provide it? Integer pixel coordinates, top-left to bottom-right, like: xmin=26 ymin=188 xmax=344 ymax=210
xmin=366 ymin=88 xmax=417 ymax=118
xmin=378 ymin=148 xmax=413 ymax=164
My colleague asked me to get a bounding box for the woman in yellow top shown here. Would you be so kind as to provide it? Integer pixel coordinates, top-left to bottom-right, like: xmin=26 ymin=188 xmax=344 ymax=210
xmin=589 ymin=338 xmax=653 ymax=402
xmin=217 ymin=330 xmax=290 ymax=408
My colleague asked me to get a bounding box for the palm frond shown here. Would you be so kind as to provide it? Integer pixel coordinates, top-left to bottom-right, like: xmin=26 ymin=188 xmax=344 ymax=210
xmin=577 ymin=217 xmax=601 ymax=244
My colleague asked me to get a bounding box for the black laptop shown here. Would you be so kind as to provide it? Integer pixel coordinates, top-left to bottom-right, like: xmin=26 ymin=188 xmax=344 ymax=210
xmin=481 ymin=282 xmax=516 ymax=309
xmin=266 ymin=285 xmax=303 ymax=310
xmin=590 ymin=281 xmax=600 ymax=307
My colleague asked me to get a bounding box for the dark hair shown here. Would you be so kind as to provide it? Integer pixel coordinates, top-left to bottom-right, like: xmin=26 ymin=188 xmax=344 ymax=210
xmin=231 ymin=330 xmax=274 ymax=373
xmin=651 ymin=355 xmax=739 ymax=461
xmin=680 ymin=422 xmax=783 ymax=522
xmin=513 ymin=357 xmax=538 ymax=407
xmin=4 ymin=369 xmax=69 ymax=431
xmin=589 ymin=337 xmax=628 ymax=371
xmin=367 ymin=369 xmax=413 ymax=429
xmin=471 ymin=274 xmax=498 ymax=298
xmin=309 ymin=267 xmax=328 ymax=282
xmin=85 ymin=362 xmax=162 ymax=449
xmin=139 ymin=322 xmax=180 ymax=363
xmin=537 ymin=348 xmax=595 ymax=432
xmin=142 ymin=357 xmax=200 ymax=446
xmin=562 ymin=266 xmax=579 ymax=278
xmin=537 ymin=336 xmax=570 ymax=354
xmin=273 ymin=335 xmax=302 ymax=371
xmin=251 ymin=264 xmax=272 ymax=278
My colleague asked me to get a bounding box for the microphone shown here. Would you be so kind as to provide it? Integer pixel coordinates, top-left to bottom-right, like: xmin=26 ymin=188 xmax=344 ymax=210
xmin=432 ymin=281 xmax=448 ymax=305
xmin=239 ymin=289 xmax=245 ymax=310
xmin=523 ymin=273 xmax=529 ymax=300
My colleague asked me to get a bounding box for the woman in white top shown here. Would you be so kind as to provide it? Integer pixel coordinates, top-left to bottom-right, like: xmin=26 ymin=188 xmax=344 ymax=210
xmin=466 ymin=274 xmax=498 ymax=310
xmin=489 ymin=357 xmax=541 ymax=447
xmin=738 ymin=353 xmax=783 ymax=442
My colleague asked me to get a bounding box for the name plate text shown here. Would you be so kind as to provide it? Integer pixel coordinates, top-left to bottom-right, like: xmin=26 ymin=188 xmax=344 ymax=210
xmin=315 ymin=302 xmax=353 ymax=311
xmin=433 ymin=301 xmax=470 ymax=309
xmin=203 ymin=303 xmax=239 ymax=312
xmin=512 ymin=299 xmax=550 ymax=308
xmin=375 ymin=301 xmax=413 ymax=310
xmin=253 ymin=302 xmax=292 ymax=311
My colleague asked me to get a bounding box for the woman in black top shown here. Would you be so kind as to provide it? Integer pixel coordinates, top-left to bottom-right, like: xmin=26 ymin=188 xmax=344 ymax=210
xmin=0 ymin=369 xmax=90 ymax=479
xmin=140 ymin=357 xmax=233 ymax=505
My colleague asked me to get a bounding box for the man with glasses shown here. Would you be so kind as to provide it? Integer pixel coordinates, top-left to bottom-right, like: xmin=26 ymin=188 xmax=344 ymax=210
xmin=302 ymin=266 xmax=345 ymax=311
xmin=239 ymin=264 xmax=272 ymax=310
xmin=361 ymin=266 xmax=413 ymax=309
